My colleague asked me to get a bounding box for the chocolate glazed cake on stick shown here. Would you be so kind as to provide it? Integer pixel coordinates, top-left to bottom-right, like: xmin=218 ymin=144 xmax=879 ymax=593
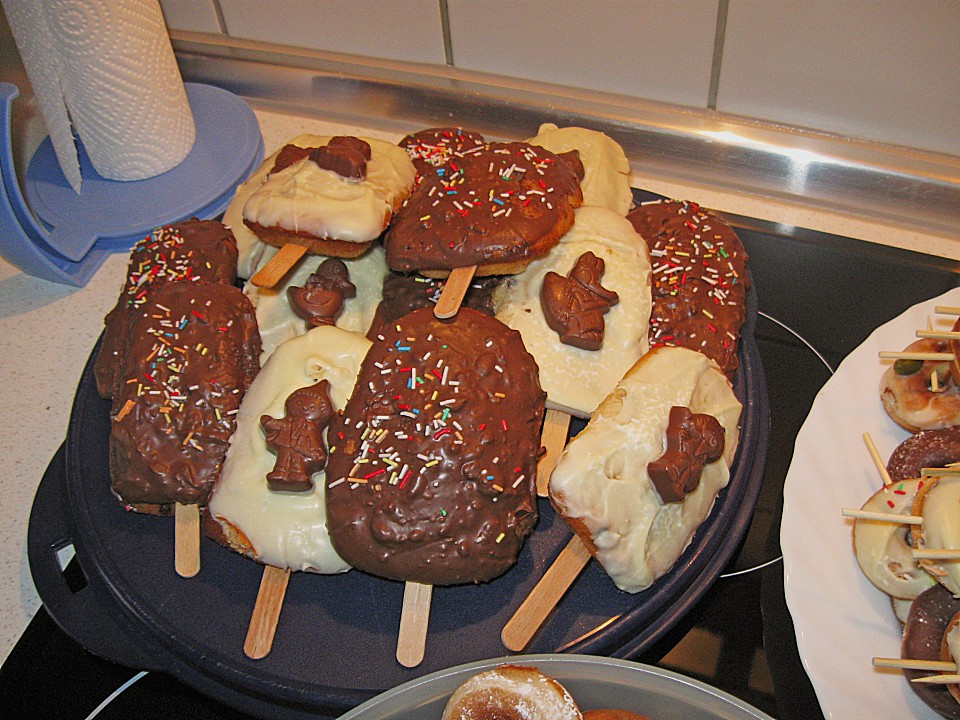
xmin=384 ymin=140 xmax=583 ymax=319
xmin=324 ymin=308 xmax=545 ymax=666
xmin=107 ymin=280 xmax=261 ymax=577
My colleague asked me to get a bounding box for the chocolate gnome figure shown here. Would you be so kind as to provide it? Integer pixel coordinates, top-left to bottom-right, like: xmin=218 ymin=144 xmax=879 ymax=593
xmin=261 ymin=380 xmax=334 ymax=492
xmin=540 ymin=251 xmax=619 ymax=350
xmin=647 ymin=405 xmax=725 ymax=503
xmin=288 ymin=258 xmax=357 ymax=327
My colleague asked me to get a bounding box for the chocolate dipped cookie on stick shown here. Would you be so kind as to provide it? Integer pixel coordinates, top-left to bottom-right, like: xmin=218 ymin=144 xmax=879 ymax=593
xmin=385 ymin=140 xmax=583 ymax=318
xmin=325 ymin=308 xmax=545 ymax=666
xmin=109 ymin=280 xmax=261 ymax=576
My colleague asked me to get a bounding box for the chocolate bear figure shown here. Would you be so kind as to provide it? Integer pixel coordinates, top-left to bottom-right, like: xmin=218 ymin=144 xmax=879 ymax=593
xmin=540 ymin=251 xmax=619 ymax=350
xmin=647 ymin=405 xmax=725 ymax=503
xmin=288 ymin=258 xmax=357 ymax=328
xmin=261 ymin=380 xmax=333 ymax=492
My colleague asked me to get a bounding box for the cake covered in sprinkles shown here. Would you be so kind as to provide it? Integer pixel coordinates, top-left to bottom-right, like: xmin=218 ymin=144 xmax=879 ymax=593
xmin=627 ymin=199 xmax=748 ymax=378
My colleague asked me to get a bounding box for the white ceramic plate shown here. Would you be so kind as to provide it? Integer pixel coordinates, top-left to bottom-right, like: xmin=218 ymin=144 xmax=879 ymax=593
xmin=337 ymin=654 xmax=774 ymax=720
xmin=782 ymin=286 xmax=960 ymax=720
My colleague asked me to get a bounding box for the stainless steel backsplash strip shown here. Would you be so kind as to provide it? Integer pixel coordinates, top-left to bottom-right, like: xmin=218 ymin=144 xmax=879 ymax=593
xmin=170 ymin=33 xmax=960 ymax=239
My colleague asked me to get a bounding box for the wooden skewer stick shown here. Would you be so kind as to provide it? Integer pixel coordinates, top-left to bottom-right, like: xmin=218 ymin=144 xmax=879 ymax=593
xmin=935 ymin=306 xmax=960 ymax=316
xmin=434 ymin=265 xmax=477 ymax=319
xmin=501 ymin=535 xmax=592 ymax=652
xmin=878 ymin=351 xmax=954 ymax=361
xmin=841 ymin=508 xmax=923 ymax=524
xmin=537 ymin=409 xmax=571 ymax=497
xmin=244 ymin=565 xmax=291 ymax=659
xmin=396 ymin=581 xmax=433 ymax=667
xmin=917 ymin=329 xmax=960 ymax=341
xmin=174 ymin=503 xmax=201 ymax=578
xmin=873 ymin=657 xmax=956 ymax=671
xmin=250 ymin=240 xmax=310 ymax=289
xmin=912 ymin=548 xmax=960 ymax=560
xmin=911 ymin=673 xmax=960 ymax=684
xmin=862 ymin=432 xmax=893 ymax=486
xmin=922 ymin=465 xmax=960 ymax=475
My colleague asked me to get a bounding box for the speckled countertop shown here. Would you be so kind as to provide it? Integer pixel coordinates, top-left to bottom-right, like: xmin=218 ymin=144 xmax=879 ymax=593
xmin=0 ymin=105 xmax=957 ymax=667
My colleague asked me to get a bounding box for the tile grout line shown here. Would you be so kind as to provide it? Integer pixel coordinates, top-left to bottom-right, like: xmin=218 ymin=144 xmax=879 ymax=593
xmin=439 ymin=0 xmax=454 ymax=66
xmin=211 ymin=0 xmax=229 ymax=35
xmin=708 ymin=0 xmax=730 ymax=110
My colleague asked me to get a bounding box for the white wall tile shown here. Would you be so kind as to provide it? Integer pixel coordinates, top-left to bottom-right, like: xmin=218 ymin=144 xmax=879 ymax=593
xmin=159 ymin=0 xmax=222 ymax=33
xmin=717 ymin=0 xmax=960 ymax=156
xmin=447 ymin=0 xmax=719 ymax=107
xmin=218 ymin=0 xmax=447 ymax=65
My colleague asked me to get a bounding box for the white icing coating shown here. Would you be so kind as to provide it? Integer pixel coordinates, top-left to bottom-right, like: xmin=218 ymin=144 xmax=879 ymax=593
xmin=948 ymin=620 xmax=960 ymax=667
xmin=242 ymin=134 xmax=415 ymax=243
xmin=244 ymin=245 xmax=387 ymax=364
xmin=525 ymin=123 xmax=633 ymax=216
xmin=493 ymin=206 xmax=651 ymax=417
xmin=919 ymin=475 xmax=960 ymax=595
xmin=225 ymin=144 xmax=285 ymax=279
xmin=441 ymin=666 xmax=581 ymax=720
xmin=852 ymin=478 xmax=935 ymax=599
xmin=549 ymin=346 xmax=741 ymax=593
xmin=207 ymin=326 xmax=371 ymax=573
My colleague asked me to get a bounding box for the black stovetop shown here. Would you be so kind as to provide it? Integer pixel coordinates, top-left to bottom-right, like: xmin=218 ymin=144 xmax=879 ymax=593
xmin=3 ymin=213 xmax=958 ymax=720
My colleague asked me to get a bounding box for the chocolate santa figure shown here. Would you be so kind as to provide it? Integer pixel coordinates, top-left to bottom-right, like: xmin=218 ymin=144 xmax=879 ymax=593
xmin=261 ymin=380 xmax=333 ymax=492
xmin=288 ymin=258 xmax=356 ymax=328
xmin=647 ymin=405 xmax=725 ymax=503
xmin=540 ymin=251 xmax=619 ymax=350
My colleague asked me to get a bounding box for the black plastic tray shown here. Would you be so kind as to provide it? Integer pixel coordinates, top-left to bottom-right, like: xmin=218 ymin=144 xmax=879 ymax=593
xmin=28 ymin=216 xmax=769 ymax=720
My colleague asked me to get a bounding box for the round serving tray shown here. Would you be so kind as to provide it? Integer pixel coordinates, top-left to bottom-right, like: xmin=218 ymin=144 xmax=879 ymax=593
xmin=30 ymin=224 xmax=768 ymax=720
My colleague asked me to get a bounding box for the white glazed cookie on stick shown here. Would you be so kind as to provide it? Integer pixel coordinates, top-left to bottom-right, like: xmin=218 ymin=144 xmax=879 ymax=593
xmin=493 ymin=205 xmax=652 ymax=419
xmin=206 ymin=325 xmax=370 ymax=574
xmin=550 ymin=346 xmax=741 ymax=593
xmin=525 ymin=123 xmax=633 ymax=216
xmin=244 ymin=246 xmax=388 ymax=364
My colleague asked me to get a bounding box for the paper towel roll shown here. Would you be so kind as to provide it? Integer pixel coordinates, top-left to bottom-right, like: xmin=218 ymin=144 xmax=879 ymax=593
xmin=3 ymin=0 xmax=195 ymax=192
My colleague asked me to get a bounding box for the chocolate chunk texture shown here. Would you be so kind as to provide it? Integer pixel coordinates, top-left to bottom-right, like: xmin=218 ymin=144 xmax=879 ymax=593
xmin=325 ymin=308 xmax=545 ymax=585
xmin=647 ymin=405 xmax=725 ymax=503
xmin=540 ymin=250 xmax=618 ymax=350
xmin=261 ymin=380 xmax=333 ymax=492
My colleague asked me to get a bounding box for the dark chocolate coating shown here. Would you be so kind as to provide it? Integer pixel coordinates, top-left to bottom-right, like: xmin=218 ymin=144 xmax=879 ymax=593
xmin=95 ymin=219 xmax=238 ymax=398
xmin=399 ymin=127 xmax=486 ymax=176
xmin=902 ymin=584 xmax=960 ymax=718
xmin=887 ymin=428 xmax=960 ymax=483
xmin=325 ymin=308 xmax=545 ymax=585
xmin=627 ymin=200 xmax=749 ymax=378
xmin=385 ymin=141 xmax=583 ymax=273
xmin=109 ymin=281 xmax=261 ymax=510
xmin=366 ymin=272 xmax=500 ymax=340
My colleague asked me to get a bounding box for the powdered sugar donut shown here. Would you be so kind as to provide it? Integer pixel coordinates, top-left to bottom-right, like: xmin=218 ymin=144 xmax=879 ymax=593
xmin=441 ymin=665 xmax=582 ymax=720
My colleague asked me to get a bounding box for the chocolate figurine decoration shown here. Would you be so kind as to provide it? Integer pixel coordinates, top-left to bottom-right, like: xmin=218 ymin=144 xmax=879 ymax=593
xmin=309 ymin=136 xmax=371 ymax=180
xmin=647 ymin=405 xmax=725 ymax=503
xmin=268 ymin=136 xmax=371 ymax=180
xmin=540 ymin=251 xmax=619 ymax=350
xmin=288 ymin=258 xmax=356 ymax=327
xmin=261 ymin=380 xmax=334 ymax=492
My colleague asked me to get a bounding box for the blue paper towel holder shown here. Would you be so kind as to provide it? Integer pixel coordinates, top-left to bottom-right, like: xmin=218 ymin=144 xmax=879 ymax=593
xmin=0 ymin=82 xmax=264 ymax=286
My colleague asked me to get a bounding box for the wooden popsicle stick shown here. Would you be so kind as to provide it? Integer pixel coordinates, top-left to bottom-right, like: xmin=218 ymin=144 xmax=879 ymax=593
xmin=873 ymin=657 xmax=956 ymax=671
xmin=250 ymin=240 xmax=310 ymax=288
xmin=434 ymin=265 xmax=477 ymax=319
xmin=244 ymin=565 xmax=291 ymax=659
xmin=537 ymin=409 xmax=571 ymax=497
xmin=174 ymin=502 xmax=200 ymax=578
xmin=911 ymin=673 xmax=960 ymax=684
xmin=841 ymin=508 xmax=923 ymax=524
xmin=501 ymin=535 xmax=592 ymax=652
xmin=935 ymin=306 xmax=960 ymax=315
xmin=878 ymin=351 xmax=953 ymax=361
xmin=913 ymin=548 xmax=960 ymax=560
xmin=862 ymin=432 xmax=893 ymax=486
xmin=917 ymin=329 xmax=960 ymax=340
xmin=397 ymin=581 xmax=433 ymax=667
